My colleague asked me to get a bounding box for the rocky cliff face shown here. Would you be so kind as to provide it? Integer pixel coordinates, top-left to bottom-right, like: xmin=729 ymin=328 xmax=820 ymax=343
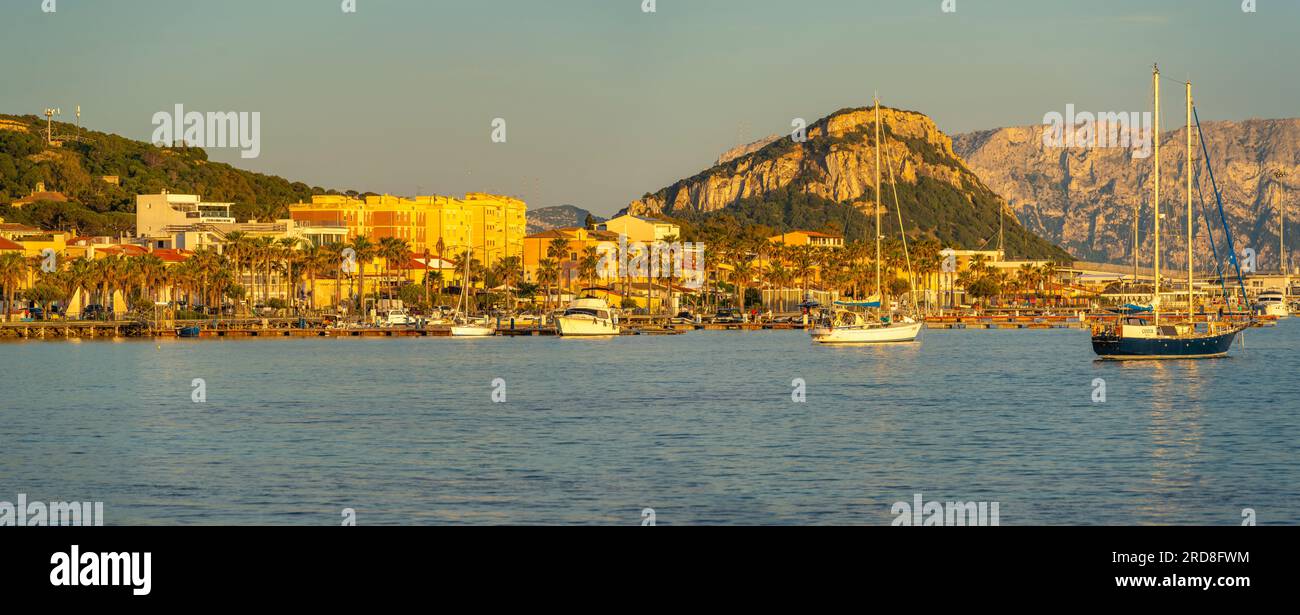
xmin=953 ymin=119 xmax=1300 ymax=269
xmin=625 ymin=106 xmax=1069 ymax=259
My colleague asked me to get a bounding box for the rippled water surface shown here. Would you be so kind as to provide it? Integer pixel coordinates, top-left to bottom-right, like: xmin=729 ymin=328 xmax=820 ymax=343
xmin=2 ymin=322 xmax=1298 ymax=525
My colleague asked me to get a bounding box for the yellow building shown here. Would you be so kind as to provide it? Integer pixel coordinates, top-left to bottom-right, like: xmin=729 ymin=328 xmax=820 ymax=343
xmin=522 ymin=227 xmax=620 ymax=288
xmin=288 ymin=192 xmax=525 ymax=266
xmin=597 ymin=214 xmax=681 ymax=243
xmin=769 ymin=230 xmax=844 ymax=249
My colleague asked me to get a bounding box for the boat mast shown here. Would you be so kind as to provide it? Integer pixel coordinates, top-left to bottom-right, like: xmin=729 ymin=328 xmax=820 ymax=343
xmin=460 ymin=226 xmax=473 ymax=318
xmin=1153 ymin=64 xmax=1162 ymax=325
xmin=874 ymin=96 xmax=882 ymax=303
xmin=1187 ymin=79 xmax=1194 ymax=322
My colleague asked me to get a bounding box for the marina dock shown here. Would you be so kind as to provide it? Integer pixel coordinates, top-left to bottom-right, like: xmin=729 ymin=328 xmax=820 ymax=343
xmin=0 ymin=313 xmax=1278 ymax=340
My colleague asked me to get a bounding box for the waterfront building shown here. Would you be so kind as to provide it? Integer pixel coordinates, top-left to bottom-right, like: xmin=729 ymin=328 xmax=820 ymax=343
xmin=522 ymin=227 xmax=620 ymax=289
xmin=136 ymin=191 xmax=236 ymax=241
xmin=288 ymin=193 xmax=526 ymax=266
xmin=597 ymin=214 xmax=681 ymax=243
xmin=769 ymin=230 xmax=844 ymax=249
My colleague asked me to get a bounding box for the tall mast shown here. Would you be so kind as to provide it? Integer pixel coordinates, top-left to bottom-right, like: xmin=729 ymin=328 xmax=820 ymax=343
xmin=1153 ymin=64 xmax=1162 ymax=325
xmin=874 ymin=96 xmax=882 ymax=299
xmin=1187 ymin=80 xmax=1194 ymax=321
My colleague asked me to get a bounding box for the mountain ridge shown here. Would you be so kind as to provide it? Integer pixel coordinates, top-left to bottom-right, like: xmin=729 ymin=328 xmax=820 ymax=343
xmin=952 ymin=118 xmax=1300 ymax=268
xmin=622 ymin=106 xmax=1071 ymax=260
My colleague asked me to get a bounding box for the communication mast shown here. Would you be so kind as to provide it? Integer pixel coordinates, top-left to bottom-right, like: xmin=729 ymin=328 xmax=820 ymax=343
xmin=43 ymin=107 xmax=62 ymax=144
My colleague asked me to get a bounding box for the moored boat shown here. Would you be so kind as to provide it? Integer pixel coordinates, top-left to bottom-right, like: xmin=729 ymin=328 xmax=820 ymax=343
xmin=1254 ymin=290 xmax=1290 ymax=318
xmin=1091 ymin=318 xmax=1243 ymax=360
xmin=810 ymin=309 xmax=922 ymax=344
xmin=1090 ymin=66 xmax=1250 ymax=359
xmin=555 ymin=298 xmax=620 ymax=336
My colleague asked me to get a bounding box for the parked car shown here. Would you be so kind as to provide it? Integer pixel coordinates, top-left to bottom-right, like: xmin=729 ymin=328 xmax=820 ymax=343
xmin=710 ymin=308 xmax=745 ymax=324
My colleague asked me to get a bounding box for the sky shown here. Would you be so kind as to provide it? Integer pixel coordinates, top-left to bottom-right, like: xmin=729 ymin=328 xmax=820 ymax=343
xmin=2 ymin=0 xmax=1296 ymax=217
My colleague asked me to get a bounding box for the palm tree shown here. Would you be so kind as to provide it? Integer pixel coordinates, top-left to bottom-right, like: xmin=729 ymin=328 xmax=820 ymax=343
xmin=731 ymin=256 xmax=754 ymax=317
xmin=347 ymin=235 xmax=378 ymax=315
xmin=537 ymin=258 xmax=559 ymax=312
xmin=547 ymin=237 xmax=570 ymax=294
xmin=223 ymin=231 xmax=251 ymax=311
xmin=791 ymin=245 xmax=817 ymax=301
xmin=0 ymin=252 xmax=28 ymax=322
xmin=379 ymin=236 xmax=410 ymax=301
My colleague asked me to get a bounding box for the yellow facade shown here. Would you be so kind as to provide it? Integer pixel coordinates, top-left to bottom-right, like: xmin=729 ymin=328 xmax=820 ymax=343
xmin=288 ymin=192 xmax=526 ymax=266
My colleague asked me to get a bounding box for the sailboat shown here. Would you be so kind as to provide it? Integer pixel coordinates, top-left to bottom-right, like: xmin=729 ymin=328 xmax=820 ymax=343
xmin=449 ymin=227 xmax=495 ymax=337
xmin=810 ymin=96 xmax=923 ymax=344
xmin=1091 ymin=66 xmax=1246 ymax=359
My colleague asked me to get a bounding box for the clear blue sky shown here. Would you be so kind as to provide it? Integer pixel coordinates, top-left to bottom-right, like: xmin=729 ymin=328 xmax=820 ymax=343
xmin=3 ymin=0 xmax=1295 ymax=216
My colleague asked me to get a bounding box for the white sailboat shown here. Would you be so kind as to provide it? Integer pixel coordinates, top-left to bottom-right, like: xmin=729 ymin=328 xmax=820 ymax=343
xmin=449 ymin=227 xmax=495 ymax=337
xmin=810 ymin=96 xmax=922 ymax=344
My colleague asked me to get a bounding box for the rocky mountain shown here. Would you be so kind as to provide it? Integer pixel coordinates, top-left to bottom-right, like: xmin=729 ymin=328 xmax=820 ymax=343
xmin=953 ymin=119 xmax=1300 ymax=270
xmin=526 ymin=205 xmax=604 ymax=234
xmin=624 ymin=106 xmax=1070 ymax=260
xmin=716 ymin=135 xmax=780 ymax=166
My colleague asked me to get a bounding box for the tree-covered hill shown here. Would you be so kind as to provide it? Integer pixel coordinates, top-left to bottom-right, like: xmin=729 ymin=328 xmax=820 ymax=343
xmin=0 ymin=113 xmax=360 ymax=236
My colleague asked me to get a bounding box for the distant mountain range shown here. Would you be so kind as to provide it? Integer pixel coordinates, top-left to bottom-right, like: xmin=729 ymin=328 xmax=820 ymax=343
xmin=953 ymin=118 xmax=1300 ymax=268
xmin=526 ymin=205 xmax=604 ymax=234
xmin=622 ymin=106 xmax=1071 ymax=260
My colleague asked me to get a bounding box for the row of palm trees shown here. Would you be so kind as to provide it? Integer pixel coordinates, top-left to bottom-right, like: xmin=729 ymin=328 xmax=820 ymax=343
xmin=1 ymin=229 xmax=1070 ymax=321
xmin=0 ymin=233 xmax=512 ymax=321
xmin=585 ymin=229 xmax=1070 ymax=316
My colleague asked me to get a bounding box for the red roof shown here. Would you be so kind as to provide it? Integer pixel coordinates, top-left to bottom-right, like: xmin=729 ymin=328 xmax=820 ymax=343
xmin=0 ymin=237 xmax=23 ymax=251
xmin=100 ymin=244 xmax=148 ymax=256
xmin=151 ymin=248 xmax=192 ymax=263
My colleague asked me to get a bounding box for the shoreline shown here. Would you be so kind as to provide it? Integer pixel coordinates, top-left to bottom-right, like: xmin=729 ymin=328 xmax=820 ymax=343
xmin=0 ymin=313 xmax=1276 ymax=341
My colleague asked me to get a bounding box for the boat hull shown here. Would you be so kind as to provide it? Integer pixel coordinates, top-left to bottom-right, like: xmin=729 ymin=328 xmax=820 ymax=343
xmin=1259 ymin=303 xmax=1289 ymax=318
xmin=810 ymin=321 xmax=922 ymax=344
xmin=555 ymin=316 xmax=619 ymax=336
xmin=450 ymin=325 xmax=495 ymax=337
xmin=1091 ymin=329 xmax=1239 ymax=359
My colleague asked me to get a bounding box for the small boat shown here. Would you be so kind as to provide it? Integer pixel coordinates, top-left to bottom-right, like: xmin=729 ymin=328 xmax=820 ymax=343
xmin=454 ymin=315 xmax=499 ymax=335
xmin=448 ymin=226 xmax=496 ymax=338
xmin=1254 ymin=290 xmax=1289 ymax=318
xmin=450 ymin=321 xmax=495 ymax=337
xmin=555 ymin=297 xmax=620 ymax=336
xmin=177 ymin=325 xmax=202 ymax=338
xmin=380 ymin=309 xmax=416 ymax=327
xmin=810 ymin=309 xmax=922 ymax=344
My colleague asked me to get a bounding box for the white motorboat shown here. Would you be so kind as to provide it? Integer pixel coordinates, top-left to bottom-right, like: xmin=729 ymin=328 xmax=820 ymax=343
xmin=555 ymin=298 xmax=620 ymax=336
xmin=1254 ymin=290 xmax=1290 ymax=318
xmin=380 ymin=309 xmax=415 ymax=327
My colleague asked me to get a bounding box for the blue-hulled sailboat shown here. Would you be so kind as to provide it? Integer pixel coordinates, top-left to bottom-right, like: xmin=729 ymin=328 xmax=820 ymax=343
xmin=1091 ymin=66 xmax=1248 ymax=360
